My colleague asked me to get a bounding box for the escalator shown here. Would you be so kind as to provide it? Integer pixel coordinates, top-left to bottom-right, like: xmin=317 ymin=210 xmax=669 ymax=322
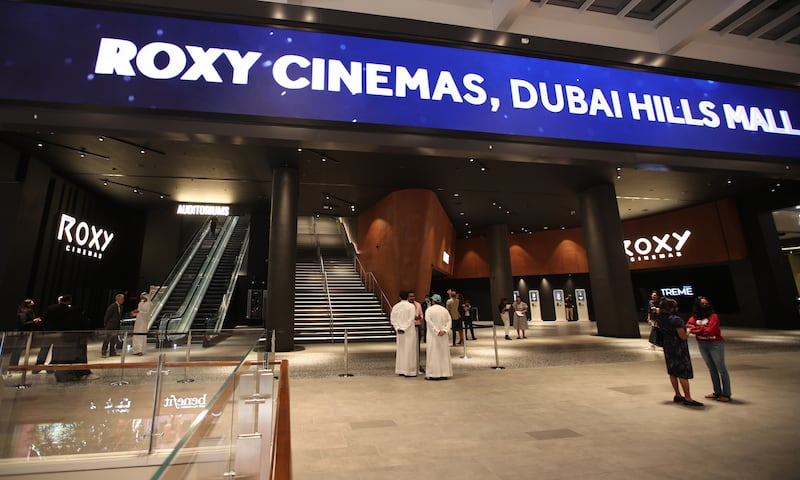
xmin=193 ymin=216 xmax=250 ymax=330
xmin=152 ymin=215 xmax=250 ymax=337
xmin=153 ymin=228 xmax=218 ymax=330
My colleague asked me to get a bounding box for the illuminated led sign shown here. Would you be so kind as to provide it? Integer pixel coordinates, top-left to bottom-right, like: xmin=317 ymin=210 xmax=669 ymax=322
xmin=176 ymin=204 xmax=230 ymax=216
xmin=660 ymin=286 xmax=695 ymax=297
xmin=56 ymin=213 xmax=115 ymax=260
xmin=624 ymin=230 xmax=691 ymax=264
xmin=0 ymin=3 xmax=798 ymax=158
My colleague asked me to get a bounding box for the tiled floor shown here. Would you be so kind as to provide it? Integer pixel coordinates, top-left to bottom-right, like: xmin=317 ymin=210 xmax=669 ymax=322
xmin=2 ymin=322 xmax=799 ymax=479
xmin=284 ymin=321 xmax=800 ymax=480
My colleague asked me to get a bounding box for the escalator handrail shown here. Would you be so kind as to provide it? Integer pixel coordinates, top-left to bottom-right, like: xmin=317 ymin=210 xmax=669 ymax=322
xmin=169 ymin=216 xmax=239 ymax=334
xmin=148 ymin=219 xmax=211 ymax=329
xmin=211 ymin=223 xmax=251 ymax=333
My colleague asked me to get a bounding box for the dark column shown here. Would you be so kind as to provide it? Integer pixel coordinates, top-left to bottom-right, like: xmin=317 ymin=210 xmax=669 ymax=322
xmin=266 ymin=166 xmax=299 ymax=351
xmin=579 ymin=183 xmax=640 ymax=338
xmin=738 ymin=201 xmax=800 ymax=328
xmin=487 ymin=224 xmax=514 ymax=326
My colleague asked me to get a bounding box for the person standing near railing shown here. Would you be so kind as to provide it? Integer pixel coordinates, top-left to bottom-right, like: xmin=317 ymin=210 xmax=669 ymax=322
xmin=131 ymin=292 xmax=152 ymax=356
xmin=45 ymin=294 xmax=96 ymax=382
xmin=8 ymin=299 xmax=41 ymax=367
xmin=101 ymin=294 xmax=125 ymax=357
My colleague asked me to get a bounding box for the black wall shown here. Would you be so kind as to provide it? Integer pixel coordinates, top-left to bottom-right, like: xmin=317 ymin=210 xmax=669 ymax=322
xmin=0 ymin=151 xmax=144 ymax=329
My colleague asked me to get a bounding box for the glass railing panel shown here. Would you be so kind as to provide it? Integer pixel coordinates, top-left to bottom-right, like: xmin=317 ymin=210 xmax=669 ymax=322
xmin=0 ymin=328 xmax=266 ymax=476
xmin=151 ymin=334 xmax=274 ymax=480
xmin=0 ymin=330 xmax=160 ymax=463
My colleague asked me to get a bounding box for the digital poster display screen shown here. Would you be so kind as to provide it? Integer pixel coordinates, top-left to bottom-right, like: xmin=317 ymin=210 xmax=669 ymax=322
xmin=0 ymin=1 xmax=798 ymax=158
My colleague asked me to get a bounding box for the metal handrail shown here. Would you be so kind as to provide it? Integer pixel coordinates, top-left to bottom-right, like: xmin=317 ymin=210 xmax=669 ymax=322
xmin=178 ymin=216 xmax=239 ymax=333
xmin=212 ymin=224 xmax=251 ymax=333
xmin=366 ymin=270 xmax=393 ymax=315
xmin=337 ymin=218 xmax=393 ymax=316
xmin=161 ymin=216 xmax=237 ymax=336
xmin=148 ymin=219 xmax=211 ymax=329
xmin=313 ymin=216 xmax=336 ymax=340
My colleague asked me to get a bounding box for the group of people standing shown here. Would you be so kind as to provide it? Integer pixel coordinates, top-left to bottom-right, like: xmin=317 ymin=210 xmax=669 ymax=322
xmin=390 ymin=288 xmax=475 ymax=380
xmin=497 ymin=296 xmax=529 ymax=340
xmin=647 ymin=290 xmax=733 ymax=407
xmin=7 ymin=291 xmax=154 ymax=381
xmin=391 ymin=289 xmax=531 ymax=381
xmin=390 ymin=290 xmax=452 ymax=380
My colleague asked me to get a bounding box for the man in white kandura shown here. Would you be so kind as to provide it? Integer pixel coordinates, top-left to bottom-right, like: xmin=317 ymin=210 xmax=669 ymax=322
xmin=390 ymin=290 xmax=418 ymax=377
xmin=131 ymin=292 xmax=152 ymax=356
xmin=424 ymin=294 xmax=453 ymax=380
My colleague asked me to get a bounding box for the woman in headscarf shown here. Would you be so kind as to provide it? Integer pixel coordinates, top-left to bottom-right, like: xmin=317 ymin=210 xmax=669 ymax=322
xmin=656 ymin=297 xmax=703 ymax=407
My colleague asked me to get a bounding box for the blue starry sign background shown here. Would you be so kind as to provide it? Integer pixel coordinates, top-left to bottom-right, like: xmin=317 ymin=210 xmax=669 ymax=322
xmin=0 ymin=1 xmax=798 ymax=158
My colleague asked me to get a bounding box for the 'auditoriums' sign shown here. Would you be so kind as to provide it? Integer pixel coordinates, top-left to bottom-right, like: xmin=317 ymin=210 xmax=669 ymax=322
xmin=176 ymin=204 xmax=231 ymax=216
xmin=0 ymin=2 xmax=798 ymax=158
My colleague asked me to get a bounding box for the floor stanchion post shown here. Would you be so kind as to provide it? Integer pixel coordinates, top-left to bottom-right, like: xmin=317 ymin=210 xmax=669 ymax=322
xmin=491 ymin=323 xmax=505 ymax=370
xmin=338 ymin=329 xmax=354 ymax=378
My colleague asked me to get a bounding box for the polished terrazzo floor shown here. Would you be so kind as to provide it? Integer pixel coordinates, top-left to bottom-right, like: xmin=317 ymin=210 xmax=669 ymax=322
xmin=2 ymin=321 xmax=800 ymax=479
xmin=284 ymin=321 xmax=800 ymax=480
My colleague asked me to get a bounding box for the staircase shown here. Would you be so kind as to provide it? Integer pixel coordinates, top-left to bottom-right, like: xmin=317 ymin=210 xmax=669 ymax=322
xmin=293 ymin=256 xmax=394 ymax=343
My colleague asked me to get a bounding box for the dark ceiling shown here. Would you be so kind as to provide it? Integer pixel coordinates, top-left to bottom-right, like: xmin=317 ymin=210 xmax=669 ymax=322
xmin=1 ymin=117 xmax=797 ymax=241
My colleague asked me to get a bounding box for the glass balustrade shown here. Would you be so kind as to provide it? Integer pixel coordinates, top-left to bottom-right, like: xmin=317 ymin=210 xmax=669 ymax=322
xmin=0 ymin=328 xmax=277 ymax=479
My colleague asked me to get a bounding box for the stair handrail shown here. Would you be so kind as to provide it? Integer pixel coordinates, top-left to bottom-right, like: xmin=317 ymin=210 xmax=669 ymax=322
xmin=147 ymin=218 xmax=211 ymax=329
xmin=313 ymin=216 xmax=336 ymax=340
xmin=211 ymin=223 xmax=251 ymax=333
xmin=336 ymin=218 xmax=393 ymax=316
xmin=163 ymin=216 xmax=239 ymax=335
xmin=365 ymin=269 xmax=393 ymax=315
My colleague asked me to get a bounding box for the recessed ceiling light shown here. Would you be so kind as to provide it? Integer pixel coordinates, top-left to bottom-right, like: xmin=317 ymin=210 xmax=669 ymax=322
xmin=453 ymin=193 xmax=460 ymax=197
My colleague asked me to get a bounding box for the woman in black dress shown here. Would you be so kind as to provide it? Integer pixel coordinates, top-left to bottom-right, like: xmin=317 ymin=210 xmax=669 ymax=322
xmin=655 ymin=297 xmax=703 ymax=407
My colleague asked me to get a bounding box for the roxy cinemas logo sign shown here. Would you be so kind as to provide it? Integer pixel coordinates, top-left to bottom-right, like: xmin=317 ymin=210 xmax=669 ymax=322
xmin=624 ymin=230 xmax=692 ymax=263
xmin=56 ymin=213 xmax=115 ymax=260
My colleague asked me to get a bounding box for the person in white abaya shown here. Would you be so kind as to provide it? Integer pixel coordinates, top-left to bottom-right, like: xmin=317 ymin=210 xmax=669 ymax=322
xmin=390 ymin=291 xmax=418 ymax=377
xmin=131 ymin=292 xmax=152 ymax=356
xmin=424 ymin=294 xmax=453 ymax=380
